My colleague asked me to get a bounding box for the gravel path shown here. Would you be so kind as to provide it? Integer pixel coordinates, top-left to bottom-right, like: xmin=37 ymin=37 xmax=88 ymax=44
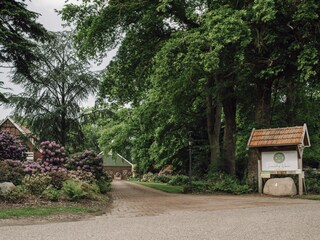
xmin=1 ymin=180 xmax=319 ymax=240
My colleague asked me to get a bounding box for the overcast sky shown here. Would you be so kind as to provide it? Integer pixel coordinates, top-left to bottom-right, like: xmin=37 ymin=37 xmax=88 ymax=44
xmin=0 ymin=0 xmax=114 ymax=120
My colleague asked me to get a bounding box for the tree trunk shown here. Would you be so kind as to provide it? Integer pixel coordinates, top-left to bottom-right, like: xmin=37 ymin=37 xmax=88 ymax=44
xmin=285 ymin=79 xmax=297 ymax=125
xmin=247 ymin=77 xmax=273 ymax=186
xmin=254 ymin=78 xmax=273 ymax=128
xmin=222 ymin=88 xmax=237 ymax=175
xmin=206 ymin=78 xmax=222 ymax=170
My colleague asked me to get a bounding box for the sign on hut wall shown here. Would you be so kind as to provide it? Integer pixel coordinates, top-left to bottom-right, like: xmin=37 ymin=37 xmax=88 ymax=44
xmin=262 ymin=151 xmax=298 ymax=171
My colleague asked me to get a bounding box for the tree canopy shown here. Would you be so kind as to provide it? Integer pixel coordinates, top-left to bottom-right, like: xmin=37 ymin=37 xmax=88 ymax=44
xmin=62 ymin=0 xmax=320 ymax=180
xmin=7 ymin=32 xmax=99 ymax=149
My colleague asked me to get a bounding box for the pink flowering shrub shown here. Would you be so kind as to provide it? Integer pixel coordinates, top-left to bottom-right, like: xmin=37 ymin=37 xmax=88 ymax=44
xmin=67 ymin=170 xmax=95 ymax=183
xmin=0 ymin=131 xmax=26 ymax=161
xmin=40 ymin=141 xmax=67 ymax=166
xmin=23 ymin=141 xmax=67 ymax=175
xmin=66 ymin=150 xmax=104 ymax=179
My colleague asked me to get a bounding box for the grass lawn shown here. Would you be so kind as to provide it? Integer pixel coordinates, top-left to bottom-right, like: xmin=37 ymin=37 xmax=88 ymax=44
xmin=0 ymin=206 xmax=96 ymax=219
xmin=302 ymin=195 xmax=320 ymax=201
xmin=133 ymin=181 xmax=184 ymax=193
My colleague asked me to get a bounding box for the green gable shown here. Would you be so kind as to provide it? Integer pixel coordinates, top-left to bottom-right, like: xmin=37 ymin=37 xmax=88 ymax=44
xmin=102 ymin=152 xmax=132 ymax=167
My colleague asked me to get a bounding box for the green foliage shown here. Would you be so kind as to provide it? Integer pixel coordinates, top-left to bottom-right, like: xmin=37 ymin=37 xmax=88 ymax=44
xmin=22 ymin=174 xmax=52 ymax=195
xmin=205 ymin=172 xmax=252 ymax=194
xmin=0 ymin=0 xmax=48 ymax=77
xmin=63 ymin=0 xmax=320 ymax=182
xmin=168 ymin=175 xmax=190 ymax=186
xmin=42 ymin=186 xmax=61 ymax=202
xmin=0 ymin=160 xmax=25 ymax=185
xmin=305 ymin=170 xmax=320 ymax=194
xmin=141 ymin=172 xmax=155 ymax=182
xmin=0 ymin=206 xmax=95 ymax=219
xmin=0 ymin=186 xmax=29 ymax=203
xmin=6 ymin=32 xmax=99 ymax=149
xmin=96 ymin=179 xmax=111 ymax=194
xmin=152 ymin=175 xmax=172 ymax=184
xmin=62 ymin=180 xmax=87 ymax=202
xmin=135 ymin=182 xmax=184 ymax=194
xmin=48 ymin=172 xmax=69 ymax=190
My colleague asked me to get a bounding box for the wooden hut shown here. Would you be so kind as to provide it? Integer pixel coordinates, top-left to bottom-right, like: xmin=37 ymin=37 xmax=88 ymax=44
xmin=247 ymin=124 xmax=310 ymax=195
xmin=0 ymin=116 xmax=41 ymax=160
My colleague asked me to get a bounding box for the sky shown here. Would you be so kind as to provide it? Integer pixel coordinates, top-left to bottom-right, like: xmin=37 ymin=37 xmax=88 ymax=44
xmin=0 ymin=0 xmax=115 ymax=120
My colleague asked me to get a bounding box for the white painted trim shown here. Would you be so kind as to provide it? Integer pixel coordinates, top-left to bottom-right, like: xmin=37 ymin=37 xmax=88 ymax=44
xmin=247 ymin=128 xmax=255 ymax=148
xmin=100 ymin=151 xmax=133 ymax=166
xmin=116 ymin=153 xmax=134 ymax=166
xmin=302 ymin=123 xmax=311 ymax=147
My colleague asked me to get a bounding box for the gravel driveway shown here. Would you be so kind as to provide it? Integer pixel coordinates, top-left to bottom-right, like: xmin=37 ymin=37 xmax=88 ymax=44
xmin=1 ymin=180 xmax=319 ymax=240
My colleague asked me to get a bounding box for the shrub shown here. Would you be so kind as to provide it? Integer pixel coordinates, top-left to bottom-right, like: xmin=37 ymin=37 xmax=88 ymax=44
xmin=62 ymin=180 xmax=87 ymax=201
xmin=67 ymin=150 xmax=104 ymax=179
xmin=48 ymin=171 xmax=69 ymax=190
xmin=22 ymin=174 xmax=52 ymax=195
xmin=68 ymin=170 xmax=95 ymax=183
xmin=305 ymin=169 xmax=320 ymax=194
xmin=0 ymin=131 xmax=26 ymax=161
xmin=206 ymin=172 xmax=251 ymax=194
xmin=153 ymin=175 xmax=172 ymax=183
xmin=0 ymin=186 xmax=29 ymax=203
xmin=42 ymin=186 xmax=61 ymax=202
xmin=0 ymin=160 xmax=25 ymax=185
xmin=210 ymin=177 xmax=251 ymax=194
xmin=168 ymin=175 xmax=190 ymax=186
xmin=40 ymin=141 xmax=68 ymax=166
xmin=141 ymin=172 xmax=154 ymax=182
xmin=96 ymin=179 xmax=111 ymax=194
xmin=23 ymin=141 xmax=68 ymax=175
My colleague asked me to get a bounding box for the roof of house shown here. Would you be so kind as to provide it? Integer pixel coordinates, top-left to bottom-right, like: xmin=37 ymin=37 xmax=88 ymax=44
xmin=100 ymin=151 xmax=133 ymax=167
xmin=247 ymin=124 xmax=310 ymax=148
xmin=0 ymin=116 xmax=36 ymax=144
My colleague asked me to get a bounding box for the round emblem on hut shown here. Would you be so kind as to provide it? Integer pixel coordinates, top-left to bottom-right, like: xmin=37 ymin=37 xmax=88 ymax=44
xmin=273 ymin=152 xmax=285 ymax=164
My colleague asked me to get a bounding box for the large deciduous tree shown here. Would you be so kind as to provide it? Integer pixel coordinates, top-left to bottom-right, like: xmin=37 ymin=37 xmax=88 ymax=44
xmin=7 ymin=32 xmax=99 ymax=148
xmin=62 ymin=0 xmax=320 ymax=179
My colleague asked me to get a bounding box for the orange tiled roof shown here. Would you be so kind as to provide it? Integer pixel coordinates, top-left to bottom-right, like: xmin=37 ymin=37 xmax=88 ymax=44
xmin=248 ymin=126 xmax=307 ymax=147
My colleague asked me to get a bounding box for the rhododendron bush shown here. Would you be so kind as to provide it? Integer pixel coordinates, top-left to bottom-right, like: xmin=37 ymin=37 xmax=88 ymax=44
xmin=23 ymin=141 xmax=67 ymax=174
xmin=0 ymin=131 xmax=26 ymax=161
xmin=0 ymin=139 xmax=110 ymax=203
xmin=66 ymin=150 xmax=104 ymax=179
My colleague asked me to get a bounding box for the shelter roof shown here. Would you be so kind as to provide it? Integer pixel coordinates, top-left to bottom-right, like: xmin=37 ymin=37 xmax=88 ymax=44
xmin=100 ymin=151 xmax=133 ymax=167
xmin=0 ymin=116 xmax=37 ymax=145
xmin=247 ymin=124 xmax=310 ymax=148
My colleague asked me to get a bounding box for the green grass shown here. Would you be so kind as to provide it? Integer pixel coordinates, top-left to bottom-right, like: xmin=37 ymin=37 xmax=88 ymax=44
xmin=302 ymin=195 xmax=320 ymax=201
xmin=0 ymin=206 xmax=96 ymax=219
xmin=133 ymin=181 xmax=184 ymax=193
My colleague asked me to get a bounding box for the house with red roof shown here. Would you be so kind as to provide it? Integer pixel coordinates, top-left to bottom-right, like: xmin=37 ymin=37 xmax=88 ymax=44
xmin=0 ymin=116 xmax=41 ymax=160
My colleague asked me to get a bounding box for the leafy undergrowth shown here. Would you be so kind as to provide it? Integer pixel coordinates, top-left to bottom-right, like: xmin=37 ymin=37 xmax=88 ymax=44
xmin=133 ymin=181 xmax=184 ymax=193
xmin=302 ymin=195 xmax=320 ymax=201
xmin=0 ymin=206 xmax=96 ymax=219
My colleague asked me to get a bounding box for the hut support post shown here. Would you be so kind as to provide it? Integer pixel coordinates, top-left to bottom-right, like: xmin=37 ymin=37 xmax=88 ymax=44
xmin=258 ymin=159 xmax=262 ymax=194
xmin=298 ymin=158 xmax=303 ymax=196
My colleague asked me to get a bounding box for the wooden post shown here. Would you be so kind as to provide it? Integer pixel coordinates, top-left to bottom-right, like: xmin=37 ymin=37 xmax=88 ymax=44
xmin=298 ymin=158 xmax=303 ymax=195
xmin=258 ymin=159 xmax=262 ymax=194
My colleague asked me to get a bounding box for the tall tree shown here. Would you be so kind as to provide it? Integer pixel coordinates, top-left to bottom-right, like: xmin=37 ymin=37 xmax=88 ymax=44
xmin=7 ymin=32 xmax=99 ymax=148
xmin=0 ymin=0 xmax=48 ymax=75
xmin=0 ymin=0 xmax=48 ymax=103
